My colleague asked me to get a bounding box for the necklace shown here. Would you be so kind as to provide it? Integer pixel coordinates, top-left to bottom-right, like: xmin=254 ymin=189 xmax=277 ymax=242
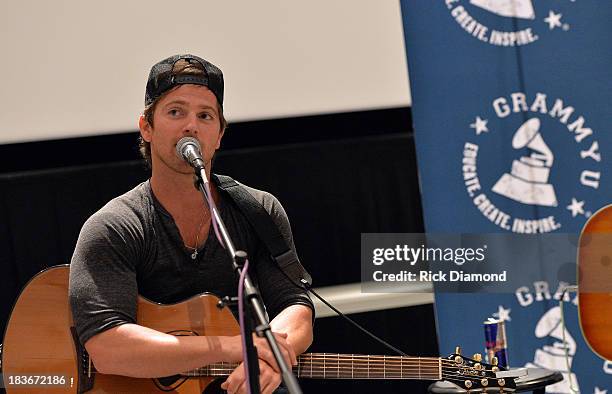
xmin=186 ymin=217 xmax=206 ymax=260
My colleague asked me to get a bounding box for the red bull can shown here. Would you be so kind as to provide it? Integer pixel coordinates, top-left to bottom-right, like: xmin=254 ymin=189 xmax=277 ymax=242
xmin=484 ymin=318 xmax=509 ymax=368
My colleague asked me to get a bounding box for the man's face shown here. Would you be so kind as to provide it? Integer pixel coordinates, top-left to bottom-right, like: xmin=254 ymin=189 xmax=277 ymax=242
xmin=139 ymin=84 xmax=224 ymax=175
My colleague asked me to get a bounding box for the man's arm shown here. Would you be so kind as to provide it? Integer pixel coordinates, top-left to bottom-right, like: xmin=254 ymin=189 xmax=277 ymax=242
xmin=269 ymin=304 xmax=313 ymax=355
xmin=85 ymin=323 xmax=296 ymax=378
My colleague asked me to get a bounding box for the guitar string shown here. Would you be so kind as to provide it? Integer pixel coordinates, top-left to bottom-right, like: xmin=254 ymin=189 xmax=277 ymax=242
xmin=195 ymin=364 xmax=451 ymax=372
xmin=80 ymin=365 xmax=492 ymax=381
xmin=291 ymin=354 xmax=475 ymax=363
xmin=66 ymin=360 xmax=491 ymax=385
xmin=82 ymin=355 xmax=480 ymax=372
xmin=182 ymin=372 xmax=487 ymax=381
xmin=193 ymin=359 xmax=458 ymax=367
xmin=83 ymin=370 xmax=500 ymax=381
xmin=190 ymin=361 xmax=473 ymax=372
xmin=83 ymin=355 xmax=493 ymax=381
xmin=193 ymin=365 xmax=492 ymax=379
xmin=186 ymin=363 xmax=494 ymax=380
xmin=190 ymin=357 xmax=488 ymax=371
xmin=191 ymin=358 xmax=473 ymax=367
xmin=181 ymin=368 xmax=493 ymax=381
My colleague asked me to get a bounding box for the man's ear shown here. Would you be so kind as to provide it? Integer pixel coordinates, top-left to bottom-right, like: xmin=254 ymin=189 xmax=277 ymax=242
xmin=139 ymin=115 xmax=152 ymax=142
xmin=215 ymin=127 xmax=226 ymax=150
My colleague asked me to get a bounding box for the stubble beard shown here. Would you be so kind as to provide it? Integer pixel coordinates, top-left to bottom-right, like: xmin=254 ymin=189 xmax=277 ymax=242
xmin=152 ymin=145 xmax=195 ymax=176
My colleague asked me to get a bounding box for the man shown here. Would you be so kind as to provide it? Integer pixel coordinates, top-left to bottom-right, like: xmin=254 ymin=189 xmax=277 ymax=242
xmin=69 ymin=54 xmax=314 ymax=394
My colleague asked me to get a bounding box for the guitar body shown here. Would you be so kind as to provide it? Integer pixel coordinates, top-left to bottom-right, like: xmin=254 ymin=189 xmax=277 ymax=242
xmin=2 ymin=265 xmax=239 ymax=393
xmin=3 ymin=266 xmax=78 ymax=393
xmin=2 ymin=266 xmax=514 ymax=392
xmin=578 ymin=204 xmax=612 ymax=361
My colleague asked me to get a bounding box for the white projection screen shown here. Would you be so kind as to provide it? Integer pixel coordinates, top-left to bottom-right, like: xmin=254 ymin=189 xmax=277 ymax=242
xmin=0 ymin=1 xmax=410 ymax=145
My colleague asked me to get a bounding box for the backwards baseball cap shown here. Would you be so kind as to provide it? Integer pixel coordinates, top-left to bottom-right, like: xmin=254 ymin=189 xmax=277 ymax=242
xmin=145 ymin=54 xmax=224 ymax=107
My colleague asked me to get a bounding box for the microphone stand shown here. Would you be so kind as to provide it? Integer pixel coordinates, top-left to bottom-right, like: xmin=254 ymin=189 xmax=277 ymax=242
xmin=193 ymin=164 xmax=303 ymax=394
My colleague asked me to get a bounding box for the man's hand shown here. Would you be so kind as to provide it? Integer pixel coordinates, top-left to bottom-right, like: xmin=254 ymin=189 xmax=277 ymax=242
xmin=221 ymin=359 xmax=281 ymax=394
xmin=221 ymin=332 xmax=297 ymax=394
xmin=254 ymin=332 xmax=297 ymax=371
xmin=223 ymin=332 xmax=297 ymax=372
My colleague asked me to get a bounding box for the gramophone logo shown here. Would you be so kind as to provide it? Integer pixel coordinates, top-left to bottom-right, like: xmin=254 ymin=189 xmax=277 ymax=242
xmin=513 ymin=283 xmax=611 ymax=393
xmin=470 ymin=0 xmax=535 ymax=19
xmin=444 ymin=0 xmax=574 ymax=47
xmin=492 ymin=118 xmax=557 ymax=207
xmin=460 ymin=91 xmax=603 ymax=233
xmin=525 ymin=306 xmax=580 ymax=393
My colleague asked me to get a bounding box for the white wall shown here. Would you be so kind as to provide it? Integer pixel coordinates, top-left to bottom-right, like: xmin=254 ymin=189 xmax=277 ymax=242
xmin=0 ymin=1 xmax=410 ymax=144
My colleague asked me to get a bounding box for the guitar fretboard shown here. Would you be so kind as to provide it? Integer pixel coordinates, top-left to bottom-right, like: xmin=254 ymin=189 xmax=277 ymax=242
xmin=183 ymin=353 xmax=443 ymax=380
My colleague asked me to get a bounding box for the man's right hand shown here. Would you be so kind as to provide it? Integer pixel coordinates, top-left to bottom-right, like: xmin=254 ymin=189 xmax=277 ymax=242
xmin=223 ymin=332 xmax=297 ymax=372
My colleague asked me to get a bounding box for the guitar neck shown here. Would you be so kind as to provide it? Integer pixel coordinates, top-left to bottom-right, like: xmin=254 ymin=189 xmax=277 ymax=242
xmin=183 ymin=353 xmax=443 ymax=380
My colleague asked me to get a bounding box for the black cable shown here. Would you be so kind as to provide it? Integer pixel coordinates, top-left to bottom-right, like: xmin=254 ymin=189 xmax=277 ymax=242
xmin=299 ymin=279 xmax=409 ymax=357
xmin=272 ymin=251 xmax=412 ymax=357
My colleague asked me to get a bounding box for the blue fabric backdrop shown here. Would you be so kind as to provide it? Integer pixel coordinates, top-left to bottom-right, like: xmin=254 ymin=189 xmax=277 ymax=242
xmin=400 ymin=1 xmax=611 ymax=392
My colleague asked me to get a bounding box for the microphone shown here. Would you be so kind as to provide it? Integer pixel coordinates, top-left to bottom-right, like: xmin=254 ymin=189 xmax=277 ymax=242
xmin=176 ymin=137 xmax=205 ymax=170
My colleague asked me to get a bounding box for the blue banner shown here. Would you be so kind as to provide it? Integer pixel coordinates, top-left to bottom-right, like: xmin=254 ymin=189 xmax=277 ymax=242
xmin=400 ymin=1 xmax=612 ymax=392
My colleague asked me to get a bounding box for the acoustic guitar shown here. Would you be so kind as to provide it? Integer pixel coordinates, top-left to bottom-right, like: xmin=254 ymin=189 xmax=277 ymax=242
xmin=578 ymin=204 xmax=612 ymax=361
xmin=2 ymin=265 xmax=516 ymax=393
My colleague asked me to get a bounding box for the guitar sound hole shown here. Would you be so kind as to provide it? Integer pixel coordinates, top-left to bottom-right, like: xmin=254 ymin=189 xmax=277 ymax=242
xmin=156 ymin=375 xmax=182 ymax=387
xmin=202 ymin=378 xmax=225 ymax=394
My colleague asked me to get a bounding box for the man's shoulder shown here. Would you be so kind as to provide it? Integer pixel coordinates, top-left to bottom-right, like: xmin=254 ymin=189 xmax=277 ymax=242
xmin=224 ymin=178 xmax=294 ymax=242
xmin=234 ymin=180 xmax=283 ymax=216
xmin=87 ymin=181 xmax=152 ymax=228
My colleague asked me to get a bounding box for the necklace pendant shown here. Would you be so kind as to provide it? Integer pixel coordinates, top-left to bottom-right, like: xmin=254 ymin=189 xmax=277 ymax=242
xmin=191 ymin=250 xmax=198 ymax=260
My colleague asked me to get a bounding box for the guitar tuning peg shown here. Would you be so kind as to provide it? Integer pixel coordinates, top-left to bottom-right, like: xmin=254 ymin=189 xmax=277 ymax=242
xmin=472 ymin=353 xmax=483 ymax=362
xmin=492 ymin=356 xmax=498 ymax=366
xmin=455 ymin=346 xmax=461 ymax=355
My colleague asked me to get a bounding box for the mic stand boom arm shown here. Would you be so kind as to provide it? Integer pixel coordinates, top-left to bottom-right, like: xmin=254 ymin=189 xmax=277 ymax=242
xmin=193 ymin=165 xmax=303 ymax=394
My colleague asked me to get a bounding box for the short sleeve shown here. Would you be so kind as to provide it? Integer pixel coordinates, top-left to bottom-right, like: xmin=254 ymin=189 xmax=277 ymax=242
xmin=69 ymin=204 xmax=143 ymax=345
